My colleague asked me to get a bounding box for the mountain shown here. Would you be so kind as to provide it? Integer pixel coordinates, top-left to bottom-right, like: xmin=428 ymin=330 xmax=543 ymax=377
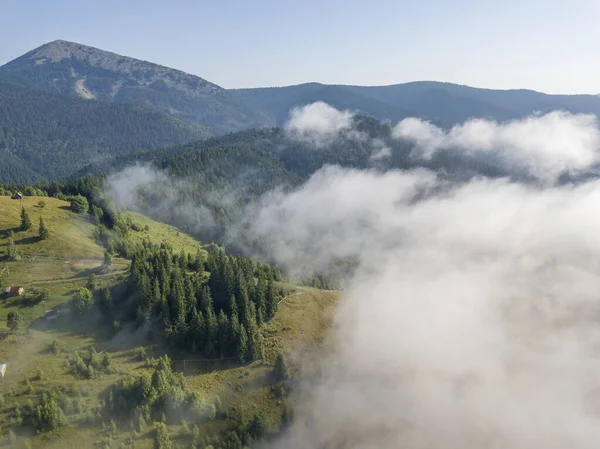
xmin=228 ymin=83 xmax=425 ymax=126
xmin=73 ymin=116 xmax=506 ymax=249
xmin=5 ymin=40 xmax=600 ymax=138
xmin=0 ymin=40 xmax=269 ymax=133
xmin=0 ymin=78 xmax=207 ymax=183
xmin=229 ymin=81 xmax=600 ymax=126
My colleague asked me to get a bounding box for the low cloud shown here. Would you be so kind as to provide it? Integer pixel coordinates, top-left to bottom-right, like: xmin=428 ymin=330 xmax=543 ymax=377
xmin=255 ymin=166 xmax=600 ymax=449
xmin=100 ymin=106 xmax=600 ymax=448
xmin=393 ymin=112 xmax=600 ymax=184
xmin=105 ymin=163 xmax=217 ymax=236
xmin=285 ymin=101 xmax=357 ymax=147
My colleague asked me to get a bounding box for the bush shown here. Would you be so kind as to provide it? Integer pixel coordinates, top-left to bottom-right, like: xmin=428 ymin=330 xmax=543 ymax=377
xmin=136 ymin=347 xmax=147 ymax=361
xmin=74 ymin=287 xmax=93 ymax=314
xmin=38 ymin=200 xmax=46 ymax=208
xmin=69 ymin=195 xmax=89 ymax=214
xmin=31 ymin=287 xmax=50 ymax=302
xmin=154 ymin=422 xmax=171 ymax=449
xmin=49 ymin=340 xmax=65 ymax=354
xmin=7 ymin=311 xmax=22 ymax=332
xmin=86 ymin=274 xmax=97 ymax=291
xmin=246 ymin=413 xmax=267 ymax=440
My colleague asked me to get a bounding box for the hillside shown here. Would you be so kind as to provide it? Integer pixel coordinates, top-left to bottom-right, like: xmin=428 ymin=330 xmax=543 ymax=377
xmin=0 ymin=195 xmax=213 ymax=327
xmin=73 ymin=118 xmax=506 ymax=252
xmin=0 ymin=78 xmax=208 ymax=182
xmin=0 ymin=40 xmax=270 ymax=133
xmin=0 ymin=195 xmax=128 ymax=326
xmin=0 ymin=193 xmax=340 ymax=449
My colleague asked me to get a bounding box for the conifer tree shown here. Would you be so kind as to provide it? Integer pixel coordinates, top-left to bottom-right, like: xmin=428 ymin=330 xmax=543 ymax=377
xmin=103 ymin=251 xmax=112 ymax=268
xmin=190 ymin=309 xmax=206 ymax=351
xmin=217 ymin=311 xmax=230 ymax=357
xmin=273 ymin=353 xmax=289 ymax=382
xmin=237 ymin=325 xmax=249 ymax=363
xmin=38 ymin=216 xmax=49 ymax=240
xmin=265 ymin=279 xmax=277 ymax=321
xmin=20 ymin=207 xmax=31 ymax=231
xmin=167 ymin=269 xmax=186 ymax=329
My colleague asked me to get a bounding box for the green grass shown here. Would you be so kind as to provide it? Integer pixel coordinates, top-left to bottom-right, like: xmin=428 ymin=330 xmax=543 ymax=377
xmin=0 ymin=196 xmax=129 ymax=328
xmin=121 ymin=210 xmax=207 ymax=256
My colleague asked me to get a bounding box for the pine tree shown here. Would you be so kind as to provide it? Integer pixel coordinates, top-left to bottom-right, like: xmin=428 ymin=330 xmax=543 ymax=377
xmin=229 ymin=311 xmax=241 ymax=357
xmin=167 ymin=269 xmax=186 ymax=329
xmin=273 ymin=353 xmax=289 ymax=382
xmin=204 ymin=308 xmax=218 ymax=357
xmin=190 ymin=309 xmax=206 ymax=352
xmin=265 ymin=279 xmax=277 ymax=321
xmin=103 ymin=251 xmax=112 ymax=268
xmin=237 ymin=325 xmax=249 ymax=363
xmin=38 ymin=216 xmax=49 ymax=240
xmin=20 ymin=207 xmax=31 ymax=231
xmin=217 ymin=311 xmax=230 ymax=358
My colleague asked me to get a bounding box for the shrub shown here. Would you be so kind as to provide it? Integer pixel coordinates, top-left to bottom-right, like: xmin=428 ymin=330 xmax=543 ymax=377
xmin=49 ymin=340 xmax=65 ymax=354
xmin=69 ymin=195 xmax=89 ymax=214
xmin=7 ymin=311 xmax=22 ymax=332
xmin=74 ymin=287 xmax=93 ymax=315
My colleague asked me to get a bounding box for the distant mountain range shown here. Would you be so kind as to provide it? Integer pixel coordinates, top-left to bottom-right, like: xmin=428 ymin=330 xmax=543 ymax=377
xmin=3 ymin=39 xmax=600 ymax=183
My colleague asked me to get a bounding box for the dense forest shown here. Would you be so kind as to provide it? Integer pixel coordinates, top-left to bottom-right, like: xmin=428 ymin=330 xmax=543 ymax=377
xmin=118 ymin=242 xmax=283 ymax=361
xmin=0 ymin=78 xmax=208 ymax=183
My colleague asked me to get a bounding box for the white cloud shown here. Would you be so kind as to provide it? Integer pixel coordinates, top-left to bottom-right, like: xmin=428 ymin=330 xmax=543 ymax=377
xmin=393 ymin=112 xmax=600 ymax=184
xmin=285 ymin=101 xmax=356 ymax=147
xmin=254 ymin=166 xmax=600 ymax=449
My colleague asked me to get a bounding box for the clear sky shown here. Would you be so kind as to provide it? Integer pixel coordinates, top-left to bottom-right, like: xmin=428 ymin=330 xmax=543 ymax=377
xmin=0 ymin=0 xmax=598 ymax=94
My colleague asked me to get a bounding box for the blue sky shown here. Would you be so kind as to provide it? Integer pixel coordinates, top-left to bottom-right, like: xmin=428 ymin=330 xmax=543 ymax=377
xmin=1 ymin=0 xmax=598 ymax=93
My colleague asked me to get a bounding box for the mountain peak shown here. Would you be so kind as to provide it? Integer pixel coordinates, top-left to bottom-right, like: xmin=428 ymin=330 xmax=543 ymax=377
xmin=19 ymin=39 xmax=195 ymax=77
xmin=1 ymin=39 xmax=225 ymax=99
xmin=0 ymin=40 xmax=268 ymax=132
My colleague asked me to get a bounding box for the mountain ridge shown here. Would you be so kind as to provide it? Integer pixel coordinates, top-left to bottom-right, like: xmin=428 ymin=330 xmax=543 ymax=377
xmin=5 ymin=40 xmax=600 ymax=133
xmin=0 ymin=40 xmax=269 ymax=133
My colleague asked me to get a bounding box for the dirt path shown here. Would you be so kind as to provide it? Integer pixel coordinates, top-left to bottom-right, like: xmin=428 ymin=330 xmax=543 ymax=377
xmin=278 ymin=291 xmax=306 ymax=305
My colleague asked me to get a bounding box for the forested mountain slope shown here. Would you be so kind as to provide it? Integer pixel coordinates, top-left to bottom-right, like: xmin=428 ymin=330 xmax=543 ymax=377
xmin=0 ymin=78 xmax=207 ymax=182
xmin=73 ymin=116 xmax=507 ymax=249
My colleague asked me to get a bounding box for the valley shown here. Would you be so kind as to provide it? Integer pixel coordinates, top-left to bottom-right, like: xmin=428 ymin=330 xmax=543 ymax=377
xmin=1 ymin=25 xmax=600 ymax=449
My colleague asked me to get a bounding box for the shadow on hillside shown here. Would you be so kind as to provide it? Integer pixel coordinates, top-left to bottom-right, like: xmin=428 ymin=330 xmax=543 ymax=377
xmin=15 ymin=236 xmax=41 ymax=245
xmin=15 ymin=296 xmax=44 ymax=308
xmin=29 ymin=306 xmax=111 ymax=344
xmin=58 ymin=205 xmax=72 ymax=211
xmin=0 ymin=227 xmax=21 ymax=237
